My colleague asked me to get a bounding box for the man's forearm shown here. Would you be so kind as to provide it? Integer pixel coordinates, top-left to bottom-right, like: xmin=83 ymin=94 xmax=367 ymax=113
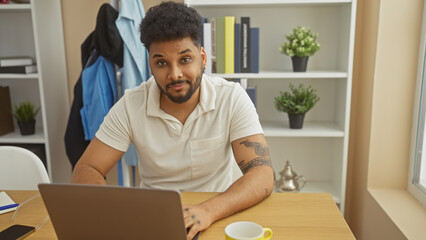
xmin=70 ymin=137 xmax=123 ymax=185
xmin=199 ymin=166 xmax=274 ymax=223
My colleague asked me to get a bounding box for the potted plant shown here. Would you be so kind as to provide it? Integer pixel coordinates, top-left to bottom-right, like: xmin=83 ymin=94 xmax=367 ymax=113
xmin=12 ymin=100 xmax=40 ymax=135
xmin=280 ymin=26 xmax=320 ymax=72
xmin=274 ymin=83 xmax=320 ymax=129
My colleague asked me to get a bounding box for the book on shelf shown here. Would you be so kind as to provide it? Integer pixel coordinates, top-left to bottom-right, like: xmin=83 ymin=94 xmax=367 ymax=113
xmin=210 ymin=18 xmax=217 ymax=73
xmin=216 ymin=16 xmax=235 ymax=73
xmin=234 ymin=23 xmax=241 ymax=73
xmin=224 ymin=16 xmax=235 ymax=73
xmin=250 ymin=27 xmax=259 ymax=73
xmin=241 ymin=17 xmax=250 ymax=73
xmin=203 ymin=22 xmax=212 ymax=74
xmin=0 ymin=64 xmax=37 ymax=74
xmin=204 ymin=16 xmax=259 ymax=74
xmin=216 ymin=17 xmax=225 ymax=73
xmin=201 ymin=17 xmax=208 ymax=47
xmin=0 ymin=57 xmax=33 ymax=67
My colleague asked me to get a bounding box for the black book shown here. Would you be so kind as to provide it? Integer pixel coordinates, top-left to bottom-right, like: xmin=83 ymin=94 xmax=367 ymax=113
xmin=0 ymin=65 xmax=37 ymax=74
xmin=234 ymin=23 xmax=241 ymax=73
xmin=241 ymin=17 xmax=251 ymax=73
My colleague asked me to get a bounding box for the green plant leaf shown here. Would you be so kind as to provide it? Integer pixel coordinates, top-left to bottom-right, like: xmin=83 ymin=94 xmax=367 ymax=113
xmin=280 ymin=26 xmax=320 ymax=57
xmin=274 ymin=83 xmax=320 ymax=114
xmin=12 ymin=100 xmax=39 ymax=123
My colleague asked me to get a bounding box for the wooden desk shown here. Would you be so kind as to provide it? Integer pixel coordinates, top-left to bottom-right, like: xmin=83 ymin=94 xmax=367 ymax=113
xmin=0 ymin=191 xmax=354 ymax=240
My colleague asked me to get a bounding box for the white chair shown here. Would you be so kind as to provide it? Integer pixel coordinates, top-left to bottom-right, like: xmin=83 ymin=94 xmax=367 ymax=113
xmin=0 ymin=146 xmax=50 ymax=190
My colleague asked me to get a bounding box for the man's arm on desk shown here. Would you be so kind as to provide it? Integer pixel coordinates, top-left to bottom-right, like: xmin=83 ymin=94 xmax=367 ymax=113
xmin=184 ymin=134 xmax=274 ymax=240
xmin=70 ymin=137 xmax=124 ymax=185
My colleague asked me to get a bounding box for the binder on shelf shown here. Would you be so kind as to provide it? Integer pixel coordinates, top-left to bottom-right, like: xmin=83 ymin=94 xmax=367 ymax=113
xmin=0 ymin=86 xmax=14 ymax=136
xmin=216 ymin=17 xmax=225 ymax=73
xmin=0 ymin=65 xmax=37 ymax=74
xmin=250 ymin=27 xmax=259 ymax=73
xmin=201 ymin=17 xmax=208 ymax=47
xmin=224 ymin=16 xmax=235 ymax=73
xmin=241 ymin=17 xmax=250 ymax=73
xmin=0 ymin=57 xmax=33 ymax=67
xmin=216 ymin=16 xmax=235 ymax=73
xmin=203 ymin=22 xmax=212 ymax=74
xmin=210 ymin=18 xmax=217 ymax=73
xmin=234 ymin=23 xmax=241 ymax=73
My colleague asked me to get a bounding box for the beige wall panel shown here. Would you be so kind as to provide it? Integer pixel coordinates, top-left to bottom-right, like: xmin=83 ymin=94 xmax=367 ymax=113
xmin=346 ymin=0 xmax=379 ymax=225
xmin=61 ymin=0 xmax=109 ymax=103
xmin=346 ymin=0 xmax=423 ymax=239
xmin=368 ymin=0 xmax=421 ymax=189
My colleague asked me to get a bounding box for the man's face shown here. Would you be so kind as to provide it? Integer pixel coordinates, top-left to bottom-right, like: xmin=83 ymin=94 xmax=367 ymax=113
xmin=149 ymin=37 xmax=207 ymax=104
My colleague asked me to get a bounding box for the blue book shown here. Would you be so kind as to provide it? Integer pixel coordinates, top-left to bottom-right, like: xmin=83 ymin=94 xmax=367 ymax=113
xmin=234 ymin=23 xmax=241 ymax=73
xmin=246 ymin=87 xmax=257 ymax=107
xmin=250 ymin=27 xmax=259 ymax=73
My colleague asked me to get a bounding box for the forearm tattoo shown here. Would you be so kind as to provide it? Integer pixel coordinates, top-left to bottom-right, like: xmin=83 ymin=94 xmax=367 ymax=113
xmin=238 ymin=140 xmax=272 ymax=174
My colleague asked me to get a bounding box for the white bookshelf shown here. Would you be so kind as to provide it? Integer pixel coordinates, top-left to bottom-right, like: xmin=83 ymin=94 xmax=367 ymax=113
xmin=0 ymin=0 xmax=70 ymax=182
xmin=262 ymin=121 xmax=344 ymax=137
xmin=0 ymin=3 xmax=31 ymax=11
xmin=211 ymin=71 xmax=348 ymax=79
xmin=187 ymin=0 xmax=352 ymax=6
xmin=0 ymin=73 xmax=39 ymax=79
xmin=0 ymin=128 xmax=45 ymax=144
xmin=186 ymin=0 xmax=356 ymax=211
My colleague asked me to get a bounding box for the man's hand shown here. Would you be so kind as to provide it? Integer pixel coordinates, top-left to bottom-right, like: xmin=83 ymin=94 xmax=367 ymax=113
xmin=183 ymin=204 xmax=213 ymax=240
xmin=183 ymin=134 xmax=273 ymax=240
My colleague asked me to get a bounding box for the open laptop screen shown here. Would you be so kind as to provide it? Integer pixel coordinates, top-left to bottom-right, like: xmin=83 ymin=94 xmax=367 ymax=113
xmin=39 ymin=184 xmax=189 ymax=240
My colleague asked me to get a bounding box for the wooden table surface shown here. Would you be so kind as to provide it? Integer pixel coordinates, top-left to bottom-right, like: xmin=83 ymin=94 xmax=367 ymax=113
xmin=0 ymin=191 xmax=355 ymax=240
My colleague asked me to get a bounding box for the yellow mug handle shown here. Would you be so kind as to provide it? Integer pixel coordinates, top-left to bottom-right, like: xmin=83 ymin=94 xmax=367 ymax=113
xmin=263 ymin=227 xmax=273 ymax=240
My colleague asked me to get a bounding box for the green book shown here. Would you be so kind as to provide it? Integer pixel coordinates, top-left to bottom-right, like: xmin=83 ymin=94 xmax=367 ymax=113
xmin=216 ymin=17 xmax=225 ymax=73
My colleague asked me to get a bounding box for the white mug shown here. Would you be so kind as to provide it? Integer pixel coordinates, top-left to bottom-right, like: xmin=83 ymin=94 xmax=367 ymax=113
xmin=225 ymin=221 xmax=273 ymax=240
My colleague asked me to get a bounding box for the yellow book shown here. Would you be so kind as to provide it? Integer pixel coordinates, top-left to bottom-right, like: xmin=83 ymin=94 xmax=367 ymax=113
xmin=224 ymin=16 xmax=235 ymax=73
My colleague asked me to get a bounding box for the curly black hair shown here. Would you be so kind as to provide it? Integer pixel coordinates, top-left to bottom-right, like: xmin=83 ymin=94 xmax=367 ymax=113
xmin=140 ymin=1 xmax=202 ymax=50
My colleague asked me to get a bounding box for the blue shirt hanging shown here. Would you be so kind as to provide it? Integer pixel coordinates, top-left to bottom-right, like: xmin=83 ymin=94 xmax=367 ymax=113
xmin=116 ymin=0 xmax=150 ymax=168
xmin=115 ymin=0 xmax=150 ymax=91
xmin=80 ymin=56 xmax=117 ymax=141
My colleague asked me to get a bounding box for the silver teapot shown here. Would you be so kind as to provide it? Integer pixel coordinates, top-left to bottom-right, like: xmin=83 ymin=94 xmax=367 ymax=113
xmin=275 ymin=161 xmax=306 ymax=192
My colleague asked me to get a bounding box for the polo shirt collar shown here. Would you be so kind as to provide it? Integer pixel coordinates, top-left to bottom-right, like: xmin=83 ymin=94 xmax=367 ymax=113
xmin=146 ymin=75 xmax=216 ymax=119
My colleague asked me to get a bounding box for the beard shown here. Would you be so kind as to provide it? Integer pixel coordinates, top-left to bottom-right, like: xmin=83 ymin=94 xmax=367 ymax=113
xmin=156 ymin=67 xmax=203 ymax=104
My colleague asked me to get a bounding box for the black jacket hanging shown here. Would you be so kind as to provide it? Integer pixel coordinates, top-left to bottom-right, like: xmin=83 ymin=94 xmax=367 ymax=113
xmin=64 ymin=3 xmax=123 ymax=169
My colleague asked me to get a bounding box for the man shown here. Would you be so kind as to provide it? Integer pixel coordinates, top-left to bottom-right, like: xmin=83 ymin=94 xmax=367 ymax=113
xmin=71 ymin=2 xmax=274 ymax=239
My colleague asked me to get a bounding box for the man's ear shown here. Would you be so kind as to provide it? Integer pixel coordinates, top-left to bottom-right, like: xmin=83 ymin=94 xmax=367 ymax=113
xmin=200 ymin=47 xmax=207 ymax=66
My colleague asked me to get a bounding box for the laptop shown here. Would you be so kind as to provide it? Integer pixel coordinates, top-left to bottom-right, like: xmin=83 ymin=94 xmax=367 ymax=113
xmin=38 ymin=183 xmax=200 ymax=240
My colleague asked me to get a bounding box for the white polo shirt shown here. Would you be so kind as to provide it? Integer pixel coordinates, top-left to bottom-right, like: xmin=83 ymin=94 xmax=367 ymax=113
xmin=96 ymin=74 xmax=263 ymax=192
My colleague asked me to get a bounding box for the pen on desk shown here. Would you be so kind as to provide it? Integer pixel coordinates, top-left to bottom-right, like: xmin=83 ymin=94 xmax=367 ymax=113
xmin=0 ymin=203 xmax=19 ymax=211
